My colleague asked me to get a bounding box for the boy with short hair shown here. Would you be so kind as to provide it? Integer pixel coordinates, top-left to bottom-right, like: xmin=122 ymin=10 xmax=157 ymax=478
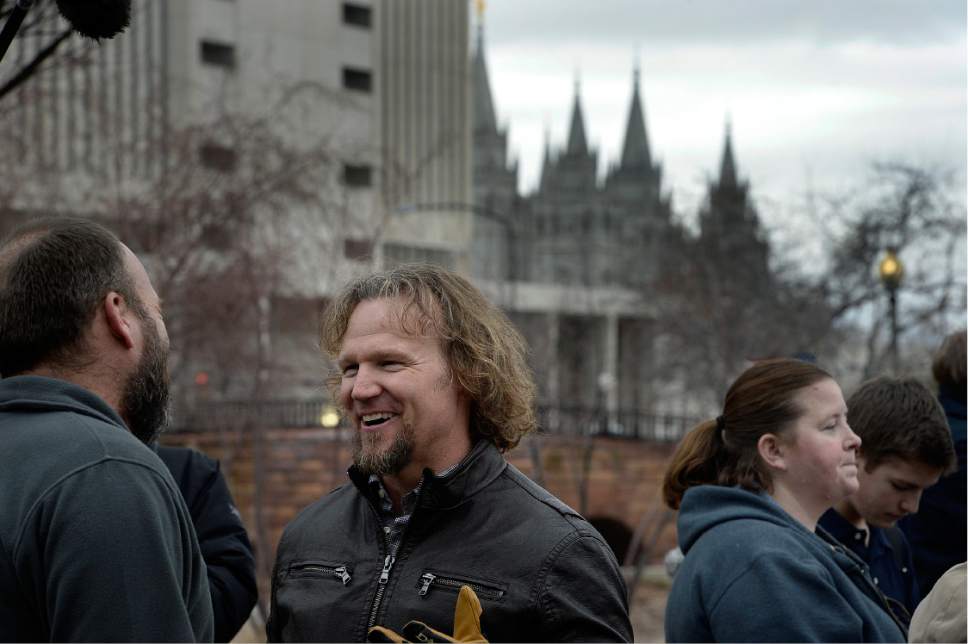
xmin=818 ymin=376 xmax=956 ymax=623
xmin=901 ymin=330 xmax=967 ymax=595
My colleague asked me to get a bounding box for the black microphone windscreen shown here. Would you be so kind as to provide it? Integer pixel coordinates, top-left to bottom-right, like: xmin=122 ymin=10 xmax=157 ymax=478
xmin=54 ymin=0 xmax=131 ymax=41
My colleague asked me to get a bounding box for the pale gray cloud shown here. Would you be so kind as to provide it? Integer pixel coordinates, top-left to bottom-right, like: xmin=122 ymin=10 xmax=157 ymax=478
xmin=482 ymin=0 xmax=965 ymax=48
xmin=478 ymin=0 xmax=967 ymax=225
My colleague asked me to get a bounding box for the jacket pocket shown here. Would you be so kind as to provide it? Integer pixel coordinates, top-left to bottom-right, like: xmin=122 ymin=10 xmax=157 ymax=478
xmin=286 ymin=560 xmax=353 ymax=586
xmin=415 ymin=570 xmax=506 ymax=601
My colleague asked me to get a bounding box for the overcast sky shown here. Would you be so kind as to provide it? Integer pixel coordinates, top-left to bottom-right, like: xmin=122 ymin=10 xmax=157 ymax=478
xmin=478 ymin=0 xmax=967 ymax=233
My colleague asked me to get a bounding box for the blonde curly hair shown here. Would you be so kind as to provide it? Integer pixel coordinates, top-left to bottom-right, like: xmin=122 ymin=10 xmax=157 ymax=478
xmin=321 ymin=263 xmax=536 ymax=452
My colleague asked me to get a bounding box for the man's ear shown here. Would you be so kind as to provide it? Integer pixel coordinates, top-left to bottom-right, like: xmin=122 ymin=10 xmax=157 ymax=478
xmin=758 ymin=433 xmax=787 ymax=471
xmin=103 ymin=291 xmax=136 ymax=350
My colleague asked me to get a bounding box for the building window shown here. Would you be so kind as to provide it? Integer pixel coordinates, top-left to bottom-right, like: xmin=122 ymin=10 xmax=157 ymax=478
xmin=342 ymin=67 xmax=372 ymax=93
xmin=343 ymin=2 xmax=371 ymax=28
xmin=199 ymin=40 xmax=236 ymax=69
xmin=343 ymin=238 xmax=373 ymax=261
xmin=199 ymin=143 xmax=237 ymax=172
xmin=343 ymin=164 xmax=372 ymax=187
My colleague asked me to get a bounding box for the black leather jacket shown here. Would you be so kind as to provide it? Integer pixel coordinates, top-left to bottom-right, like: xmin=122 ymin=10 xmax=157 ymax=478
xmin=268 ymin=441 xmax=632 ymax=642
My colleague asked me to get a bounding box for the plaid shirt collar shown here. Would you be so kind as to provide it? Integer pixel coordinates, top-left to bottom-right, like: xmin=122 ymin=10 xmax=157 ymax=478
xmin=367 ymin=460 xmax=463 ymax=557
xmin=367 ymin=459 xmax=462 ymax=518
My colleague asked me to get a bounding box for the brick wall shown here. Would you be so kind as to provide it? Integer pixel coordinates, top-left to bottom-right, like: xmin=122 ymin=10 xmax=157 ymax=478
xmin=160 ymin=429 xmax=679 ymax=604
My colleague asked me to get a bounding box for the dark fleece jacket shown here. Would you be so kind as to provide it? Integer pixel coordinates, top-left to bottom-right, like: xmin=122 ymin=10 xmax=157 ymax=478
xmin=0 ymin=376 xmax=213 ymax=642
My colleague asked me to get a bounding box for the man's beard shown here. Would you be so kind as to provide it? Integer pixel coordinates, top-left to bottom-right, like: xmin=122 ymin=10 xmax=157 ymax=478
xmin=120 ymin=317 xmax=171 ymax=445
xmin=353 ymin=420 xmax=415 ymax=476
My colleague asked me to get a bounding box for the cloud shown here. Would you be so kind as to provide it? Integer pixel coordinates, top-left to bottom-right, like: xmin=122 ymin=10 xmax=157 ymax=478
xmin=478 ymin=2 xmax=966 ymax=204
xmin=482 ymin=0 xmax=965 ymax=48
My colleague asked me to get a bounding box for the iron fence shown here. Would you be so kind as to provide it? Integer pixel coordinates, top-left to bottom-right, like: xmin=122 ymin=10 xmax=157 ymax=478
xmin=535 ymin=405 xmax=697 ymax=443
xmin=171 ymin=400 xmax=699 ymax=443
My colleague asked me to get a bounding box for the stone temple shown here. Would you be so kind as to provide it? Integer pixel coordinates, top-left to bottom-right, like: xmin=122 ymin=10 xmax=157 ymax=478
xmin=468 ymin=23 xmax=771 ymax=419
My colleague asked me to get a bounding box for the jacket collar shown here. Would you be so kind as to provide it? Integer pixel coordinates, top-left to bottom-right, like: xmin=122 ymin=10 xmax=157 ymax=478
xmin=348 ymin=440 xmax=507 ymax=511
xmin=0 ymin=374 xmax=127 ymax=430
xmin=818 ymin=508 xmax=890 ymax=559
xmin=816 ymin=523 xmax=910 ymax=636
xmin=939 ymin=384 xmax=966 ymax=415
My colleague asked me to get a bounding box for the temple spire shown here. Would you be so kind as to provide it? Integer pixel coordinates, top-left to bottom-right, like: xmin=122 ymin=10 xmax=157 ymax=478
xmin=619 ymin=62 xmax=652 ymax=170
xmin=472 ymin=15 xmax=497 ymax=133
xmin=719 ymin=116 xmax=738 ymax=187
xmin=565 ymin=77 xmax=588 ymax=155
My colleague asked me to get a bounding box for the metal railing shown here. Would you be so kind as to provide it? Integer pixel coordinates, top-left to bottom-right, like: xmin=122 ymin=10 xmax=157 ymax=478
xmin=170 ymin=400 xmax=699 ymax=443
xmin=171 ymin=399 xmax=337 ymax=431
xmin=536 ymin=405 xmax=698 ymax=443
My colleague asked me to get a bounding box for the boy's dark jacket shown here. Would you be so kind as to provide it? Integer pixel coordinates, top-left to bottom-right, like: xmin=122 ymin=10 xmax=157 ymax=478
xmin=900 ymin=384 xmax=967 ymax=594
xmin=268 ymin=440 xmax=632 ymax=642
xmin=156 ymin=445 xmax=258 ymax=642
xmin=666 ymin=485 xmax=905 ymax=643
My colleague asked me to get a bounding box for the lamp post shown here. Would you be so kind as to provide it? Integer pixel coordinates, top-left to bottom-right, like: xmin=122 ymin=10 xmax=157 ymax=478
xmin=596 ymin=372 xmax=616 ymax=435
xmin=878 ymin=247 xmax=904 ymax=374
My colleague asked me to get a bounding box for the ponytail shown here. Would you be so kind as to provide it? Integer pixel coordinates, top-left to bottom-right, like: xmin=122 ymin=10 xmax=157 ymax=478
xmin=662 ymin=419 xmax=723 ymax=510
xmin=663 ymin=358 xmax=835 ymax=510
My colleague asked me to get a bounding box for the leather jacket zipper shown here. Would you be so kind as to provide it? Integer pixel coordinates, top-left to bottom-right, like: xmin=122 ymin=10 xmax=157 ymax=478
xmin=290 ymin=562 xmax=352 ymax=586
xmin=417 ymin=572 xmax=505 ymax=600
xmin=333 ymin=565 xmax=352 ymax=586
xmin=367 ymin=554 xmax=397 ymax=628
xmin=365 ymin=485 xmax=426 ymax=630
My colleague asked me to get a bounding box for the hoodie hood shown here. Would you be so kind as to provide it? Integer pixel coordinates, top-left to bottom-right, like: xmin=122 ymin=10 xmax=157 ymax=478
xmin=677 ymin=484 xmax=809 ymax=554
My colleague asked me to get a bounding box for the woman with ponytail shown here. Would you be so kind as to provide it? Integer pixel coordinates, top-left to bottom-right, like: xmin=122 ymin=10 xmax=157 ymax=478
xmin=662 ymin=359 xmax=906 ymax=643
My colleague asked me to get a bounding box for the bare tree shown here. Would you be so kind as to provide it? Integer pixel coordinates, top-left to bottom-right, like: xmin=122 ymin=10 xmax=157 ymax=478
xmin=0 ymin=77 xmax=360 ymax=610
xmin=0 ymin=0 xmax=77 ymax=101
xmin=650 ymin=212 xmax=834 ymax=408
xmin=644 ymin=161 xmax=964 ymax=405
xmin=811 ymin=162 xmax=966 ymax=378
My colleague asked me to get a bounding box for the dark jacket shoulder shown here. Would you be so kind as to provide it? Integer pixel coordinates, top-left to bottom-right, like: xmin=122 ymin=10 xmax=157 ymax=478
xmin=156 ymin=445 xmax=220 ymax=509
xmin=0 ymin=376 xmax=213 ymax=642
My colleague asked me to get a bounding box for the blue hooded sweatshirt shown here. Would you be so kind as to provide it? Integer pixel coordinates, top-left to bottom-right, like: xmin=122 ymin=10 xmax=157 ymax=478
xmin=665 ymin=485 xmax=905 ymax=643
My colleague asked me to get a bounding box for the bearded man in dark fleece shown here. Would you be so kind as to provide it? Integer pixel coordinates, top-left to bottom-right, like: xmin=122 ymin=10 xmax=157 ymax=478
xmin=0 ymin=216 xmax=212 ymax=642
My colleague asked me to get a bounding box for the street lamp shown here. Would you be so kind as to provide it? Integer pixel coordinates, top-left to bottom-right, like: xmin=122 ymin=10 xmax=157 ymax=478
xmin=319 ymin=405 xmax=341 ymax=429
xmin=878 ymin=247 xmax=904 ymax=374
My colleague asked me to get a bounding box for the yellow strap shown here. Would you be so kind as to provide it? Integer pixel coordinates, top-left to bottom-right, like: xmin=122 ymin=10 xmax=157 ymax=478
xmin=367 ymin=625 xmax=408 ymax=642
xmin=452 ymin=586 xmax=487 ymax=643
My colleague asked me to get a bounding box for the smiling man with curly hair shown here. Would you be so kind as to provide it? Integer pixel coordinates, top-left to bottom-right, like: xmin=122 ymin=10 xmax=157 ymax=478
xmin=268 ymin=264 xmax=632 ymax=643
